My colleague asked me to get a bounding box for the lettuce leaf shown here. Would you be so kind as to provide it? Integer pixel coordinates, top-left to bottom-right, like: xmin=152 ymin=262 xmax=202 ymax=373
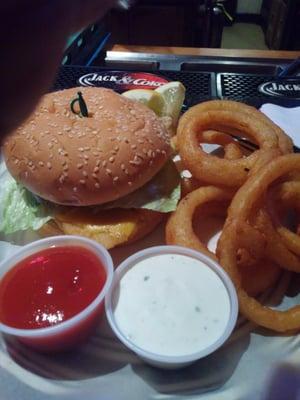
xmin=0 ymin=169 xmax=52 ymax=235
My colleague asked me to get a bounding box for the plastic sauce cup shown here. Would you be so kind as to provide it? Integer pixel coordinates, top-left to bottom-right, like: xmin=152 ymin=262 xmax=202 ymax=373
xmin=0 ymin=236 xmax=114 ymax=352
xmin=105 ymin=245 xmax=238 ymax=369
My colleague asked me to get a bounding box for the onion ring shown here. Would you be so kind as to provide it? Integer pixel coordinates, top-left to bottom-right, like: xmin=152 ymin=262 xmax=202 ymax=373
xmin=178 ymin=105 xmax=279 ymax=187
xmin=217 ymin=219 xmax=299 ymax=332
xmin=178 ymin=100 xmax=293 ymax=154
xmin=166 ymin=186 xmax=280 ymax=297
xmin=166 ymin=186 xmax=234 ymax=257
xmin=268 ymin=181 xmax=300 ymax=257
xmin=226 ymin=154 xmax=300 ymax=272
xmin=217 ymin=154 xmax=300 ymax=331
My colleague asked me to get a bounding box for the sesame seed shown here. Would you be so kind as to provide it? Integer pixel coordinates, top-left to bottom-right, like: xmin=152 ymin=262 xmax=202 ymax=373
xmin=130 ymin=159 xmax=142 ymax=166
xmin=93 ymin=167 xmax=99 ymax=173
xmin=121 ymin=163 xmax=126 ymax=171
xmin=147 ymin=150 xmax=152 ymax=158
xmin=38 ymin=161 xmax=44 ymax=167
xmin=96 ymin=160 xmax=101 ymax=167
xmin=79 ymin=179 xmax=86 ymax=185
xmin=79 ymin=147 xmax=84 ymax=152
xmin=109 ymin=156 xmax=115 ymax=163
xmin=95 ymin=183 xmax=100 ymax=188
xmin=77 ymin=163 xmax=83 ymax=169
xmin=84 ymin=147 xmax=90 ymax=151
xmin=114 ymin=146 xmax=119 ymax=151
xmin=113 ymin=177 xmax=119 ymax=182
xmin=47 ymin=162 xmax=52 ymax=169
xmin=92 ymin=173 xmax=98 ymax=179
xmin=84 ymin=155 xmax=89 ymax=160
xmin=106 ymin=169 xmax=112 ymax=176
xmin=47 ymin=143 xmax=53 ymax=149
xmin=128 ymin=181 xmax=133 ymax=186
xmin=102 ymin=161 xmax=107 ymax=167
xmin=138 ymin=139 xmax=144 ymax=144
xmin=162 ymin=150 xmax=167 ymax=156
xmin=82 ymin=171 xmax=88 ymax=177
xmin=63 ymin=165 xmax=69 ymax=172
xmin=131 ymin=144 xmax=137 ymax=150
xmin=73 ymin=187 xmax=78 ymax=192
xmin=125 ymin=169 xmax=129 ymax=175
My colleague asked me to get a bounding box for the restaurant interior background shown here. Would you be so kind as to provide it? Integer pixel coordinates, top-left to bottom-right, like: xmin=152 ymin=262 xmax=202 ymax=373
xmin=99 ymin=0 xmax=299 ymax=50
xmin=64 ymin=0 xmax=300 ymax=67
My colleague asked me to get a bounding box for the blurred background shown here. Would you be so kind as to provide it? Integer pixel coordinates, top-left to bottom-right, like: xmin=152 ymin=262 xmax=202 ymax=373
xmin=66 ymin=0 xmax=300 ymax=52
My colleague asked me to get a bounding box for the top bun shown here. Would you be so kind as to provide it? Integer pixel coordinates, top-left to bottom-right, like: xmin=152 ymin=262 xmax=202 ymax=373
xmin=3 ymin=87 xmax=171 ymax=206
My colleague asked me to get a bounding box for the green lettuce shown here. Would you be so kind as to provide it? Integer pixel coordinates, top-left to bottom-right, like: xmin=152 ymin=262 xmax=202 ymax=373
xmin=0 ymin=170 xmax=52 ymax=235
xmin=0 ymin=160 xmax=180 ymax=234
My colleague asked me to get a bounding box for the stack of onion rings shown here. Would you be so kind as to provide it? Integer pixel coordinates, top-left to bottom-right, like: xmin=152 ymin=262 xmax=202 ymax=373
xmin=166 ymin=100 xmax=300 ymax=333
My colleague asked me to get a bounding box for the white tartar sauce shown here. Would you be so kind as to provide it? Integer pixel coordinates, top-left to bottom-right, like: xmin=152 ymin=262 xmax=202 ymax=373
xmin=113 ymin=253 xmax=231 ymax=357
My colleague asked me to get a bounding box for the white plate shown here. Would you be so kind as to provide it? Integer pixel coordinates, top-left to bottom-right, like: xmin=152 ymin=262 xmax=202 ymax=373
xmin=1 ymin=156 xmax=300 ymax=400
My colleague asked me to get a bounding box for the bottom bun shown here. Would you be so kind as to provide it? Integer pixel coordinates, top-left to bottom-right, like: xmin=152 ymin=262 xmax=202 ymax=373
xmin=39 ymin=208 xmax=164 ymax=249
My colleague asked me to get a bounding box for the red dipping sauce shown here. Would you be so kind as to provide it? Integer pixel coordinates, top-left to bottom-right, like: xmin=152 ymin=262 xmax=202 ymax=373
xmin=0 ymin=246 xmax=106 ymax=330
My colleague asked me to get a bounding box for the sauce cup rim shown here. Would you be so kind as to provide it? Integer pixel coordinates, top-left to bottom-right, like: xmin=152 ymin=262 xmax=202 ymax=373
xmin=0 ymin=235 xmax=114 ymax=338
xmin=105 ymin=245 xmax=238 ymax=366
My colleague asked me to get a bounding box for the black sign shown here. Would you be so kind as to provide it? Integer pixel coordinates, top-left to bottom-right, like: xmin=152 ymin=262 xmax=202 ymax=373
xmin=258 ymin=79 xmax=300 ymax=99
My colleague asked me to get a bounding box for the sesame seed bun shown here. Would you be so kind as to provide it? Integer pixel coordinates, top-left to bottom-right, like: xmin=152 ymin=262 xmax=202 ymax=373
xmin=3 ymin=87 xmax=171 ymax=206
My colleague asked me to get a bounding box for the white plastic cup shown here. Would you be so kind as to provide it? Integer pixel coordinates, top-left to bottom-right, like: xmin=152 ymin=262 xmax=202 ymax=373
xmin=0 ymin=235 xmax=114 ymax=352
xmin=105 ymin=245 xmax=238 ymax=369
